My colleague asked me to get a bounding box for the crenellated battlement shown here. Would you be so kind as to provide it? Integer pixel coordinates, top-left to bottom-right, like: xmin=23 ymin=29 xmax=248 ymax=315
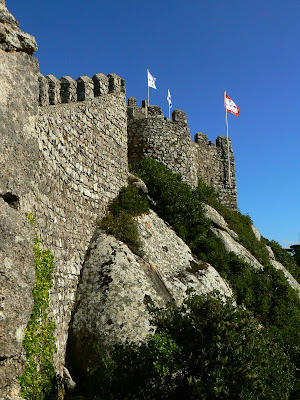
xmin=127 ymin=97 xmax=188 ymax=124
xmin=39 ymin=72 xmax=125 ymax=106
xmin=194 ymin=132 xmax=233 ymax=151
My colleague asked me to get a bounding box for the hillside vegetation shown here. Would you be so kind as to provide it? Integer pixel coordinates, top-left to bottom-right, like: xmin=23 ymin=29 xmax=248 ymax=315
xmin=87 ymin=158 xmax=300 ymax=400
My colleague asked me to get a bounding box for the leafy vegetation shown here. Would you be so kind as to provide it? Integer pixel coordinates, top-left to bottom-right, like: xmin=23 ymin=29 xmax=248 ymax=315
xmin=131 ymin=158 xmax=210 ymax=244
xmin=98 ymin=185 xmax=149 ymax=253
xmin=95 ymin=292 xmax=295 ymax=400
xmin=74 ymin=159 xmax=300 ymax=399
xmin=130 ymin=158 xmax=300 ymax=398
xmin=19 ymin=213 xmax=56 ymax=399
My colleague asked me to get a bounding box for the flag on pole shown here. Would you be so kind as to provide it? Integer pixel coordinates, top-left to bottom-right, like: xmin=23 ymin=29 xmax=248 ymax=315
xmin=167 ymin=89 xmax=172 ymax=108
xmin=147 ymin=70 xmax=157 ymax=89
xmin=225 ymin=94 xmax=239 ymax=117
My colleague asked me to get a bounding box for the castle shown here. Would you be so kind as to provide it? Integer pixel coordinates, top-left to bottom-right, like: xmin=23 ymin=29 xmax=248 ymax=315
xmin=0 ymin=0 xmax=237 ymax=396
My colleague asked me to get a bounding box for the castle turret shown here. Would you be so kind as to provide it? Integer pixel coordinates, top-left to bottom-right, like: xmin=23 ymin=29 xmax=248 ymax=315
xmin=127 ymin=98 xmax=198 ymax=188
xmin=127 ymin=99 xmax=237 ymax=210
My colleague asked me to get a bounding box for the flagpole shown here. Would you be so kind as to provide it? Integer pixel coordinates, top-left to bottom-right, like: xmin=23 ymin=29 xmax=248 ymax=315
xmin=147 ymin=68 xmax=149 ymax=104
xmin=224 ymin=89 xmax=232 ymax=188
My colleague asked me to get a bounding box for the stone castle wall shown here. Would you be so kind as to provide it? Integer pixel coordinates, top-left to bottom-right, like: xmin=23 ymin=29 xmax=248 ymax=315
xmin=1 ymin=5 xmax=128 ymax=386
xmin=127 ymin=98 xmax=237 ymax=210
xmin=193 ymin=133 xmax=237 ymax=210
xmin=23 ymin=73 xmax=128 ymax=370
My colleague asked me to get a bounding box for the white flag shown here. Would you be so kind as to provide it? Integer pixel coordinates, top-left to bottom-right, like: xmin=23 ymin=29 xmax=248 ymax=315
xmin=167 ymin=89 xmax=172 ymax=108
xmin=147 ymin=70 xmax=157 ymax=89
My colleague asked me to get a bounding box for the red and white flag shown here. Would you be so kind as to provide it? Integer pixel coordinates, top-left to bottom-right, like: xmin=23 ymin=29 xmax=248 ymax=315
xmin=225 ymin=94 xmax=239 ymax=117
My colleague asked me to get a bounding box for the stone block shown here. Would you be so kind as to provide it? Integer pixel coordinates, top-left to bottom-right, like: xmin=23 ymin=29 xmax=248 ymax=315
xmin=92 ymin=73 xmax=109 ymax=96
xmin=107 ymin=73 xmax=125 ymax=94
xmin=194 ymin=132 xmax=208 ymax=145
xmin=60 ymin=76 xmax=77 ymax=103
xmin=77 ymin=76 xmax=94 ymax=101
xmin=38 ymin=74 xmax=49 ymax=106
xmin=128 ymin=97 xmax=137 ymax=107
xmin=46 ymin=74 xmax=61 ymax=105
xmin=172 ymin=109 xmax=187 ymax=124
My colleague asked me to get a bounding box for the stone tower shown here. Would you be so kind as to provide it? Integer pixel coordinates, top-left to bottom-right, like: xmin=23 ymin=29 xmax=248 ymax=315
xmin=127 ymin=98 xmax=237 ymax=210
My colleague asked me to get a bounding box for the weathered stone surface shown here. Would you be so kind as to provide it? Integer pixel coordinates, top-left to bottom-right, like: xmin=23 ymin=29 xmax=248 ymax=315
xmin=0 ymin=1 xmax=37 ymax=54
xmin=0 ymin=199 xmax=35 ymax=399
xmin=204 ymin=204 xmax=238 ymax=239
xmin=128 ymin=101 xmax=198 ymax=188
xmin=0 ymin=49 xmax=40 ymax=200
xmin=0 ymin=0 xmax=18 ymax=27
xmin=251 ymin=224 xmax=261 ymax=241
xmin=193 ymin=135 xmax=237 ymax=210
xmin=211 ymin=227 xmax=263 ymax=269
xmin=211 ymin=222 xmax=300 ymax=297
xmin=136 ymin=211 xmax=232 ymax=302
xmin=32 ymin=85 xmax=128 ymax=372
xmin=67 ymin=210 xmax=232 ymax=381
xmin=266 ymin=245 xmax=300 ymax=295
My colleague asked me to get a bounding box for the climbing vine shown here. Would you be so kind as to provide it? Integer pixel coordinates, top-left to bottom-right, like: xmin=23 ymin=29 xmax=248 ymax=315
xmin=19 ymin=213 xmax=56 ymax=399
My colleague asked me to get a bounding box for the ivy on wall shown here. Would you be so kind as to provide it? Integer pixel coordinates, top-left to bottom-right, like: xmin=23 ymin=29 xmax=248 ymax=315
xmin=19 ymin=213 xmax=56 ymax=399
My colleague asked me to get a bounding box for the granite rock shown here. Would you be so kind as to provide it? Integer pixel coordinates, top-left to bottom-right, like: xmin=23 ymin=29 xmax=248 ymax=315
xmin=67 ymin=210 xmax=232 ymax=382
xmin=266 ymin=245 xmax=300 ymax=295
xmin=204 ymin=203 xmax=238 ymax=239
xmin=0 ymin=1 xmax=37 ymax=54
xmin=0 ymin=200 xmax=35 ymax=399
xmin=210 ymin=227 xmax=263 ymax=270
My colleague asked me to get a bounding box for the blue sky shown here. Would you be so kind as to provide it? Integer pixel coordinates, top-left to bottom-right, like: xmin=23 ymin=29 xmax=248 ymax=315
xmin=7 ymin=0 xmax=299 ymax=247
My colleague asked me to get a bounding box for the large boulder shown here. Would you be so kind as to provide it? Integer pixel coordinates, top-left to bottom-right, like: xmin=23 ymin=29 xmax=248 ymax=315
xmin=67 ymin=210 xmax=232 ymax=383
xmin=0 ymin=200 xmax=35 ymax=399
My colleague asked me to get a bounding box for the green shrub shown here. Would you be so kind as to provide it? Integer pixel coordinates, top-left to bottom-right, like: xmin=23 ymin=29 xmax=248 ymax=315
xmin=97 ymin=293 xmax=294 ymax=400
xmin=110 ymin=185 xmax=149 ymax=217
xmin=131 ymin=158 xmax=210 ymax=243
xmin=98 ymin=185 xmax=149 ymax=253
xmin=99 ymin=210 xmax=141 ymax=253
xmin=130 ymin=158 xmax=300 ymax=396
xmin=19 ymin=214 xmax=56 ymax=399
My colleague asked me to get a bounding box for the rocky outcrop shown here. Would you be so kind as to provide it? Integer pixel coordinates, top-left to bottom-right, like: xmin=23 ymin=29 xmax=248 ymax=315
xmin=67 ymin=210 xmax=232 ymax=383
xmin=0 ymin=0 xmax=37 ymax=54
xmin=0 ymin=0 xmax=40 ymax=202
xmin=209 ymin=215 xmax=300 ymax=296
xmin=211 ymin=227 xmax=264 ymax=269
xmin=204 ymin=204 xmax=238 ymax=239
xmin=0 ymin=200 xmax=35 ymax=399
xmin=266 ymin=245 xmax=300 ymax=295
